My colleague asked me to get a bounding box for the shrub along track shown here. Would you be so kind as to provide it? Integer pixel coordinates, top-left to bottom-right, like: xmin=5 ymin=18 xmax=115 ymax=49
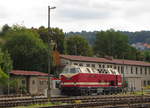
xmin=0 ymin=95 xmax=150 ymax=107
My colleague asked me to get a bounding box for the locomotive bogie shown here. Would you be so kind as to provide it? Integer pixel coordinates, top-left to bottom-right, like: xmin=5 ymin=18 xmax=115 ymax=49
xmin=61 ymin=86 xmax=122 ymax=96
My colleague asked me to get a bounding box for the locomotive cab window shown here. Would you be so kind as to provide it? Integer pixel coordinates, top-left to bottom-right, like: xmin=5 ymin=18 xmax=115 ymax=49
xmin=62 ymin=67 xmax=69 ymax=73
xmin=70 ymin=68 xmax=80 ymax=74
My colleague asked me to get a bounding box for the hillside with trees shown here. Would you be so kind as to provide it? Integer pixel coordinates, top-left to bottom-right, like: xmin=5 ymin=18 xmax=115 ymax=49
xmin=67 ymin=30 xmax=150 ymax=45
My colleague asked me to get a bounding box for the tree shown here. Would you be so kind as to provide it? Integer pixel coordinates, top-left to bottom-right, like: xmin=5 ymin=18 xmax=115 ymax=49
xmin=124 ymin=46 xmax=144 ymax=60
xmin=0 ymin=49 xmax=12 ymax=88
xmin=94 ymin=29 xmax=131 ymax=59
xmin=143 ymin=51 xmax=150 ymax=62
xmin=3 ymin=28 xmax=48 ymax=73
xmin=0 ymin=68 xmax=9 ymax=85
xmin=0 ymin=50 xmax=13 ymax=73
xmin=66 ymin=35 xmax=93 ymax=56
xmin=37 ymin=27 xmax=66 ymax=54
xmin=0 ymin=24 xmax=11 ymax=36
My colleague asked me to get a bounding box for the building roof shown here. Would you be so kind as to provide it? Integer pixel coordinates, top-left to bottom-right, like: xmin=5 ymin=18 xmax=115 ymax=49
xmin=10 ymin=70 xmax=49 ymax=76
xmin=60 ymin=55 xmax=150 ymax=67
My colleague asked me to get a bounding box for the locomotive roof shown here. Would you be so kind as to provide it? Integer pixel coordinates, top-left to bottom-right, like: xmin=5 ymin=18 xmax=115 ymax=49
xmin=61 ymin=55 xmax=150 ymax=67
xmin=62 ymin=65 xmax=120 ymax=75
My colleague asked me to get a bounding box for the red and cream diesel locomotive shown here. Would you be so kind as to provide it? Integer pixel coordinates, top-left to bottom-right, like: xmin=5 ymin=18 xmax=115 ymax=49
xmin=60 ymin=65 xmax=123 ymax=96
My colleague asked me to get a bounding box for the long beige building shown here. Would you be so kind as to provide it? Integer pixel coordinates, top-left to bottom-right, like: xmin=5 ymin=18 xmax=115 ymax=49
xmin=60 ymin=55 xmax=150 ymax=91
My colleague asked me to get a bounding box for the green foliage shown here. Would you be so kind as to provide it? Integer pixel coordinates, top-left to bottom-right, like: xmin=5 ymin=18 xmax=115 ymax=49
xmin=66 ymin=31 xmax=97 ymax=45
xmin=66 ymin=35 xmax=93 ymax=56
xmin=123 ymin=31 xmax=150 ymax=44
xmin=0 ymin=50 xmax=13 ymax=73
xmin=0 ymin=49 xmax=12 ymax=87
xmin=0 ymin=24 xmax=11 ymax=36
xmin=94 ymin=29 xmax=139 ymax=59
xmin=143 ymin=51 xmax=150 ymax=62
xmin=0 ymin=68 xmax=9 ymax=85
xmin=37 ymin=27 xmax=66 ymax=54
xmin=3 ymin=28 xmax=48 ymax=72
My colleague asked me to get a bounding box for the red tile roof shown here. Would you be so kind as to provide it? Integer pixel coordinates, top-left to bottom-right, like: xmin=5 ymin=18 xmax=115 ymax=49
xmin=10 ymin=70 xmax=49 ymax=76
xmin=60 ymin=55 xmax=150 ymax=66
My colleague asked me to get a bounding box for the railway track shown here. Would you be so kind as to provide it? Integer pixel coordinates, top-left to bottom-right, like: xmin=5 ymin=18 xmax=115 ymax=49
xmin=0 ymin=94 xmax=150 ymax=107
xmin=41 ymin=103 xmax=150 ymax=108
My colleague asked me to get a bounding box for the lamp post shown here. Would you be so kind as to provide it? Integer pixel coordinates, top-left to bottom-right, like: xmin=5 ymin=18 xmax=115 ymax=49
xmin=47 ymin=5 xmax=56 ymax=99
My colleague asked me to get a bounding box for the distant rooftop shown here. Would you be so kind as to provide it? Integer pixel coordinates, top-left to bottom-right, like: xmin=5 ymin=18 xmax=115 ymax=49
xmin=60 ymin=55 xmax=150 ymax=67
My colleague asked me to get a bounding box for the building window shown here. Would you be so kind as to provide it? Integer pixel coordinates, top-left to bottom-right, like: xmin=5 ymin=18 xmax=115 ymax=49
xmin=86 ymin=64 xmax=90 ymax=67
xmin=121 ymin=66 xmax=123 ymax=74
xmin=22 ymin=80 xmax=25 ymax=85
xmin=40 ymin=80 xmax=43 ymax=85
xmin=99 ymin=64 xmax=101 ymax=68
xmin=148 ymin=81 xmax=150 ymax=85
xmin=102 ymin=65 xmax=105 ymax=68
xmin=32 ymin=80 xmax=35 ymax=85
xmin=131 ymin=67 xmax=133 ymax=74
xmin=91 ymin=64 xmax=95 ymax=68
xmin=140 ymin=67 xmax=142 ymax=75
xmin=79 ymin=63 xmax=83 ymax=66
xmin=110 ymin=65 xmax=112 ymax=68
xmin=136 ymin=67 xmax=138 ymax=74
xmin=145 ymin=67 xmax=147 ymax=75
xmin=74 ymin=63 xmax=78 ymax=65
xmin=118 ymin=66 xmax=120 ymax=73
xmin=114 ymin=66 xmax=116 ymax=69
xmin=144 ymin=80 xmax=147 ymax=86
xmin=126 ymin=66 xmax=128 ymax=74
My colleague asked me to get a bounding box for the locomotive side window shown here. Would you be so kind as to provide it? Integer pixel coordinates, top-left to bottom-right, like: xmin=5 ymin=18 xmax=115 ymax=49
xmin=86 ymin=68 xmax=91 ymax=73
xmin=100 ymin=69 xmax=104 ymax=73
xmin=91 ymin=68 xmax=98 ymax=73
xmin=109 ymin=69 xmax=115 ymax=74
xmin=104 ymin=70 xmax=108 ymax=74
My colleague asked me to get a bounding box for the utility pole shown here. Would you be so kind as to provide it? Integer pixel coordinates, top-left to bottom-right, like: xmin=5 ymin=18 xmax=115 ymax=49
xmin=7 ymin=73 xmax=10 ymax=95
xmin=47 ymin=5 xmax=56 ymax=99
xmin=122 ymin=55 xmax=125 ymax=93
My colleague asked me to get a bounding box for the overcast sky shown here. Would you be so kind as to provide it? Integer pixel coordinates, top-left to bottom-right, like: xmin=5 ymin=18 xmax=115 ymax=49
xmin=0 ymin=0 xmax=150 ymax=32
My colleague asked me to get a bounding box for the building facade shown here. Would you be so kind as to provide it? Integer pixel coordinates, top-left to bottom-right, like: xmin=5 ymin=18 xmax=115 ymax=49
xmin=60 ymin=55 xmax=150 ymax=91
xmin=10 ymin=70 xmax=60 ymax=95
